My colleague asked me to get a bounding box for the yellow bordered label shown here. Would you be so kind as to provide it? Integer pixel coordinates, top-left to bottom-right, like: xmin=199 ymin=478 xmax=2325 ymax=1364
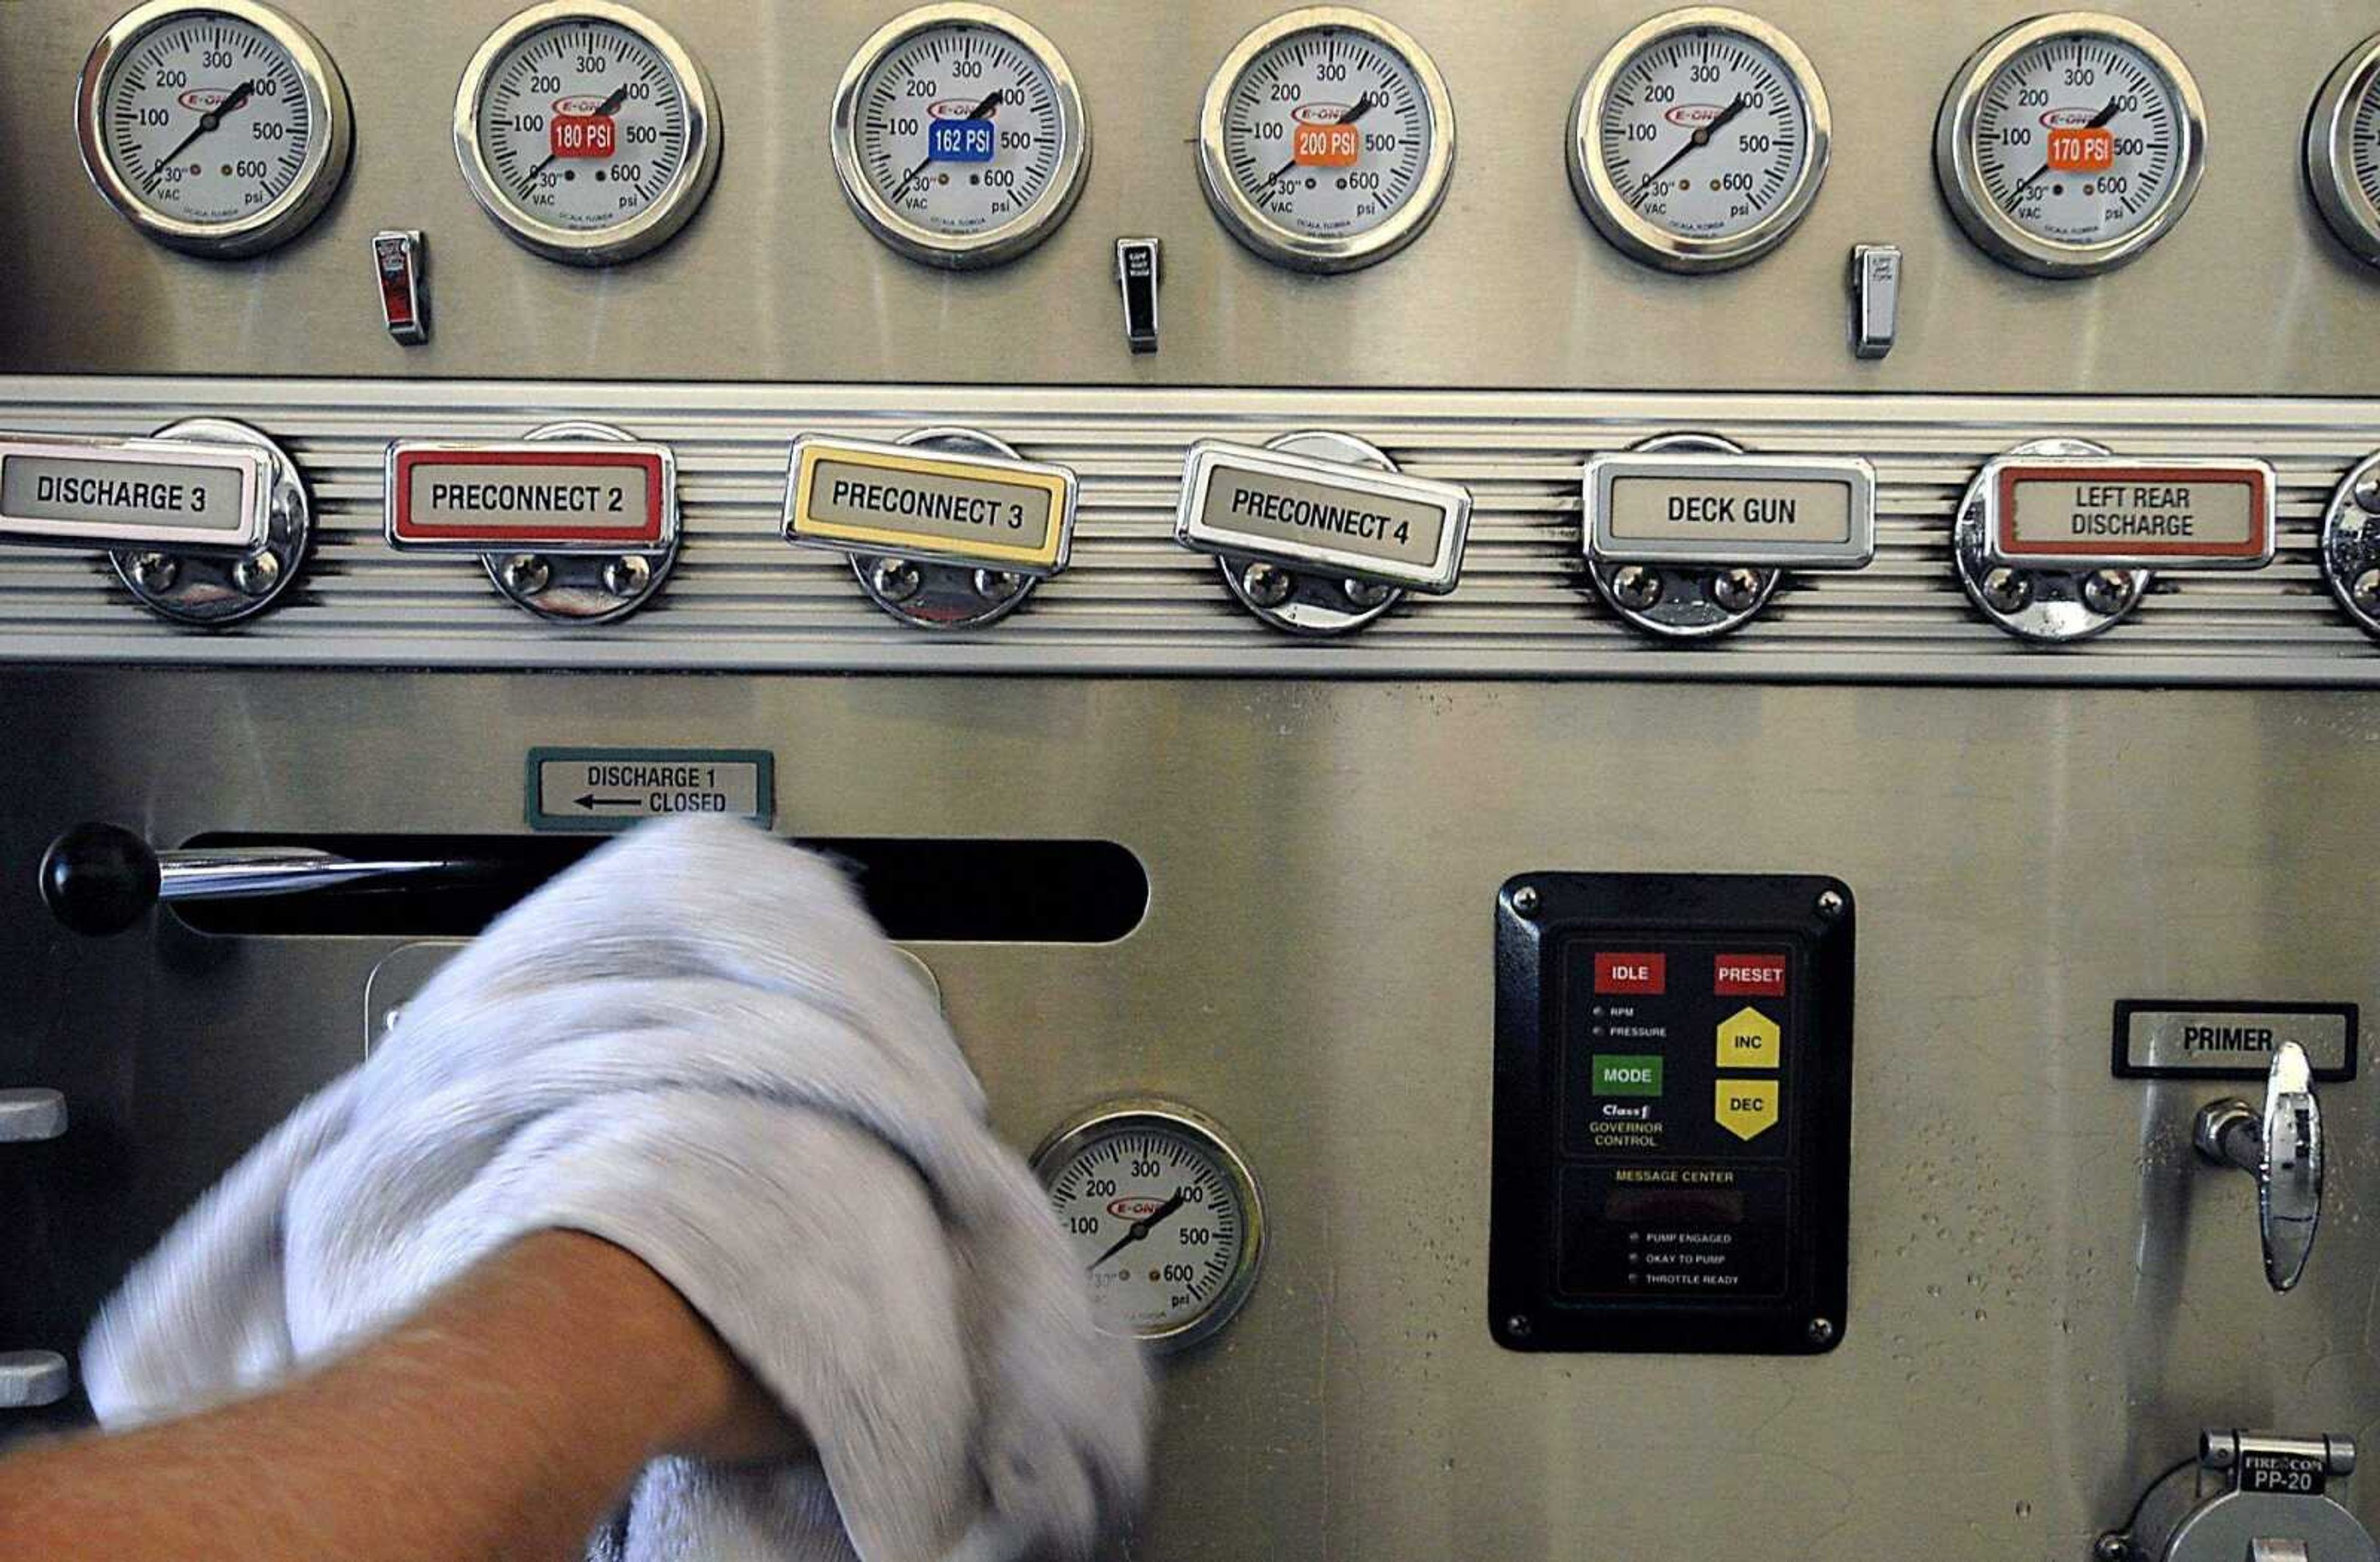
xmin=783 ymin=435 xmax=1076 ymax=575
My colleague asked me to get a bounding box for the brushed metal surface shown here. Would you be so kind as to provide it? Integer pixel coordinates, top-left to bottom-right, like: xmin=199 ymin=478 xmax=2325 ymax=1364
xmin=2 ymin=667 xmax=2378 ymax=1559
xmin=2 ymin=376 xmax=2378 ymax=681
xmin=4 ymin=0 xmax=2380 ymax=390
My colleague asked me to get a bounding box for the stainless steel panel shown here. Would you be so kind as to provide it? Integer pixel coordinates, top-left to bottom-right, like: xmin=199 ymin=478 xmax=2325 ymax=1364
xmin=3 ymin=667 xmax=2378 ymax=1558
xmin=4 ymin=1 xmax=2379 ymax=392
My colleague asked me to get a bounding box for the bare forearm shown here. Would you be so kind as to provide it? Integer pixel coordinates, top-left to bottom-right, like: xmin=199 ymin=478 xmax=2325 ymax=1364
xmin=0 ymin=1231 xmax=768 ymax=1562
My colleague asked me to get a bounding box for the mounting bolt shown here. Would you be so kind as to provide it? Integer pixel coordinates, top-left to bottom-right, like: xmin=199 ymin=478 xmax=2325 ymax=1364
xmin=1816 ymin=889 xmax=1846 ymax=919
xmin=231 ymin=550 xmax=280 ymax=597
xmin=601 ymin=554 xmax=651 ymax=599
xmin=1979 ymin=567 xmax=2032 ymax=614
xmin=2355 ymin=470 xmax=2380 ymax=514
xmin=2081 ymin=569 xmax=2138 ymax=617
xmin=973 ymin=569 xmax=1026 ymax=602
xmin=2351 ymin=569 xmax=2380 ymax=616
xmin=1806 ymin=1317 xmax=1838 ymax=1346
xmin=1241 ymin=560 xmax=1295 ymax=609
xmin=1710 ymin=567 xmax=1764 ymax=614
xmin=2094 ymin=1533 xmax=2131 ymax=1562
xmin=1341 ymin=576 xmax=1393 ymax=609
xmin=1610 ymin=565 xmax=1662 ymax=611
xmin=1505 ymin=1313 xmax=1533 ymax=1339
xmin=1511 ymin=885 xmax=1541 ymax=919
xmin=870 ymin=558 xmax=922 ymax=604
xmin=128 ymin=552 xmax=180 ymax=594
xmin=500 ymin=554 xmax=552 ymax=597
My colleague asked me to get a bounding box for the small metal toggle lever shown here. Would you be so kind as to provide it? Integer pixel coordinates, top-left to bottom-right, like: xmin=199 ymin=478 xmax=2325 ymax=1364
xmin=2195 ymin=1041 xmax=2324 ymax=1292
xmin=39 ymin=823 xmax=465 ymax=937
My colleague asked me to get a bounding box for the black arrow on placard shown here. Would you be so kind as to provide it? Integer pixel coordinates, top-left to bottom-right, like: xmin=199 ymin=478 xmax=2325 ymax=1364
xmin=574 ymin=793 xmax=642 ymax=811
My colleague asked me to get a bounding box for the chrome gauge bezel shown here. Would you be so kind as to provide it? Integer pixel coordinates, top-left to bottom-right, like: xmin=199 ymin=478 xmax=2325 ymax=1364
xmin=76 ymin=0 xmax=353 ymax=258
xmin=831 ymin=3 xmax=1091 ymax=270
xmin=1934 ymin=11 xmax=2207 ymax=280
xmin=1030 ymin=1098 xmax=1266 ymax=1354
xmin=1196 ymin=6 xmax=1457 ymax=275
xmin=1567 ymin=7 xmax=1831 ymax=275
xmin=2306 ymin=33 xmax=2380 ymax=267
xmin=452 ymin=1 xmax=722 ymax=267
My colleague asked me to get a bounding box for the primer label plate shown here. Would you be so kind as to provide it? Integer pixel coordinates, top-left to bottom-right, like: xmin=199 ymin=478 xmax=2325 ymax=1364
xmin=386 ymin=441 xmax=676 ymax=552
xmin=526 ymin=747 xmax=774 ymax=832
xmin=2112 ymin=1000 xmax=2357 ymax=1081
xmin=784 ymin=435 xmax=1076 ymax=575
xmin=0 ymin=434 xmax=269 ymax=550
xmin=1176 ymin=439 xmax=1473 ymax=593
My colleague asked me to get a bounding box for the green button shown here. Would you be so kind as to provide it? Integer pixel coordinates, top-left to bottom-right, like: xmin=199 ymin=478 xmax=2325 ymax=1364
xmin=1592 ymin=1054 xmax=1664 ymax=1097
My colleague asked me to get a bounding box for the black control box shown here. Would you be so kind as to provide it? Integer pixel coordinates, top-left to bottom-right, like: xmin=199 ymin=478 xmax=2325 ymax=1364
xmin=1490 ymin=873 xmax=1854 ymax=1354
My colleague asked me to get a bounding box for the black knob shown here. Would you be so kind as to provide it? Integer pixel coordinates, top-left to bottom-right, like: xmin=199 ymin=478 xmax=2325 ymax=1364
xmin=40 ymin=823 xmax=162 ymax=937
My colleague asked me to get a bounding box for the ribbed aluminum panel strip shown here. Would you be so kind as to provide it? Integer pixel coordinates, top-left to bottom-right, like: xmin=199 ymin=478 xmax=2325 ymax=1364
xmin=1 ymin=376 xmax=2376 ymax=684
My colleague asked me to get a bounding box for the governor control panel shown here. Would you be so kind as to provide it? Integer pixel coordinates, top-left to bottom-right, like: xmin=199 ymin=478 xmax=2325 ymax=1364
xmin=1491 ymin=871 xmax=1854 ymax=1354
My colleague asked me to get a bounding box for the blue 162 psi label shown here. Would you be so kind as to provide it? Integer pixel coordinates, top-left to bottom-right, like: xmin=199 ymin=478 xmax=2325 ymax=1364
xmin=929 ymin=119 xmax=995 ymax=162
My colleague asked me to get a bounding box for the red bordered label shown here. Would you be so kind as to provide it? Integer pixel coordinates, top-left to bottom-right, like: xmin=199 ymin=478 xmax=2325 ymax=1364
xmin=1991 ymin=462 xmax=2272 ymax=564
xmin=387 ymin=444 xmax=673 ymax=550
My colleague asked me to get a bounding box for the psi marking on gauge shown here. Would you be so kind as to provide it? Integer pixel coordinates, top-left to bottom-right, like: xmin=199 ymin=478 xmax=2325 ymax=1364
xmin=1033 ymin=1101 xmax=1264 ymax=1351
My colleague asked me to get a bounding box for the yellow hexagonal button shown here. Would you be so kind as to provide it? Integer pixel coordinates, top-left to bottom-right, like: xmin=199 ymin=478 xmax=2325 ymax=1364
xmin=1715 ymin=1079 xmax=1779 ymax=1142
xmin=1716 ymin=1005 xmax=1781 ymax=1069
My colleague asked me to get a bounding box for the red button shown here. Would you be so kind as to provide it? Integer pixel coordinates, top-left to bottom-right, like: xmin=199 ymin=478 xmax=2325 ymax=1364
xmin=1714 ymin=954 xmax=1787 ymax=997
xmin=1593 ymin=953 xmax=1666 ymax=995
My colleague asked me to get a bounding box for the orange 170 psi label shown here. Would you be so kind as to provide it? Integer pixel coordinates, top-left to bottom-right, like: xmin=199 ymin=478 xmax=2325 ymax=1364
xmin=2047 ymin=126 xmax=2113 ymax=173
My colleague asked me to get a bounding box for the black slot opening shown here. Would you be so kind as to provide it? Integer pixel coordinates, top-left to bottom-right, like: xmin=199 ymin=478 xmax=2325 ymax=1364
xmin=174 ymin=834 xmax=1147 ymax=943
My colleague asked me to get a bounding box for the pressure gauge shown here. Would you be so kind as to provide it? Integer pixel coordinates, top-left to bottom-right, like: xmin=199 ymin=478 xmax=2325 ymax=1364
xmin=1197 ymin=7 xmax=1456 ymax=274
xmin=1568 ymin=8 xmax=1830 ymax=274
xmin=76 ymin=0 xmax=352 ymax=257
xmin=454 ymin=2 xmax=721 ymax=266
xmin=2306 ymin=34 xmax=2380 ymax=267
xmin=831 ymin=4 xmax=1090 ymax=269
xmin=1032 ymin=1101 xmax=1264 ymax=1352
xmin=1934 ymin=13 xmax=2206 ymax=278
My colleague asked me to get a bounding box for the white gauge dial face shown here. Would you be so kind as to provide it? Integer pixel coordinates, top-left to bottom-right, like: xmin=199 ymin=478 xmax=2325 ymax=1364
xmin=850 ymin=24 xmax=1070 ymax=239
xmin=2348 ymin=72 xmax=2380 ymax=216
xmin=98 ymin=14 xmax=315 ymax=226
xmin=1218 ymin=25 xmax=1435 ymax=241
xmin=1597 ymin=29 xmax=1810 ymax=240
xmin=472 ymin=19 xmax=693 ymax=234
xmin=1044 ymin=1121 xmax=1251 ymax=1340
xmin=1969 ymin=34 xmax=2184 ymax=246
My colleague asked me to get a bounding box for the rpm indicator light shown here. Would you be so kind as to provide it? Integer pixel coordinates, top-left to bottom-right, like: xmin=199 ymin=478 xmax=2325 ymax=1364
xmin=1935 ymin=13 xmax=2206 ymax=278
xmin=76 ymin=0 xmax=353 ymax=257
xmin=831 ymin=4 xmax=1090 ymax=269
xmin=1197 ymin=7 xmax=1457 ymax=274
xmin=1568 ymin=7 xmax=1830 ymax=273
xmin=1033 ymin=1101 xmax=1264 ymax=1352
xmin=454 ymin=1 xmax=721 ymax=266
xmin=2306 ymin=33 xmax=2380 ymax=267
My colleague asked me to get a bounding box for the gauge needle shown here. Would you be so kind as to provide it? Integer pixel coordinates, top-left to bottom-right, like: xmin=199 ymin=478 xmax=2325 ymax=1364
xmin=521 ymin=82 xmax=632 ymax=193
xmin=2007 ymin=94 xmax=2123 ymax=205
xmin=144 ymin=79 xmax=255 ymax=190
xmin=1083 ymin=1188 xmax=1189 ymax=1273
xmin=888 ymin=89 xmax=1004 ymax=205
xmin=1254 ymin=92 xmax=1374 ymax=196
xmin=1631 ymin=92 xmax=1746 ymax=206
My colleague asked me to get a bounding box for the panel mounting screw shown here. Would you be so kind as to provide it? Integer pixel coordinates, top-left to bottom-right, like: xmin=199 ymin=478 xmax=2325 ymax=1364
xmin=1511 ymin=885 xmax=1541 ymax=919
xmin=500 ymin=554 xmax=552 ymax=597
xmin=1341 ymin=576 xmax=1392 ymax=609
xmin=1710 ymin=567 xmax=1763 ymax=613
xmin=2094 ymin=1534 xmax=2131 ymax=1561
xmin=974 ymin=569 xmax=1025 ymax=602
xmin=231 ymin=550 xmax=280 ymax=597
xmin=128 ymin=552 xmax=180 ymax=594
xmin=870 ymin=557 xmax=923 ymax=603
xmin=1241 ymin=560 xmax=1295 ymax=608
xmin=2081 ymin=570 xmax=2138 ymax=617
xmin=2351 ymin=569 xmax=2380 ymax=615
xmin=1806 ymin=1317 xmax=1837 ymax=1346
xmin=1815 ymin=889 xmax=1845 ymax=919
xmin=1610 ymin=565 xmax=1662 ymax=611
xmin=2354 ymin=471 xmax=2380 ymax=514
xmin=601 ymin=554 xmax=651 ymax=599
xmin=1979 ymin=567 xmax=2032 ymax=614
xmin=1505 ymin=1313 xmax=1533 ymax=1339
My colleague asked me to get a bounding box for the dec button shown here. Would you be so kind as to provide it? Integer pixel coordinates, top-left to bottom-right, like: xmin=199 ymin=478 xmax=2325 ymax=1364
xmin=1716 ymin=1080 xmax=1781 ymax=1142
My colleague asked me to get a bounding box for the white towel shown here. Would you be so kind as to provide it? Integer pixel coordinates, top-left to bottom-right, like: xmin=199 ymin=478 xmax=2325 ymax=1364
xmin=81 ymin=817 xmax=1152 ymax=1561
